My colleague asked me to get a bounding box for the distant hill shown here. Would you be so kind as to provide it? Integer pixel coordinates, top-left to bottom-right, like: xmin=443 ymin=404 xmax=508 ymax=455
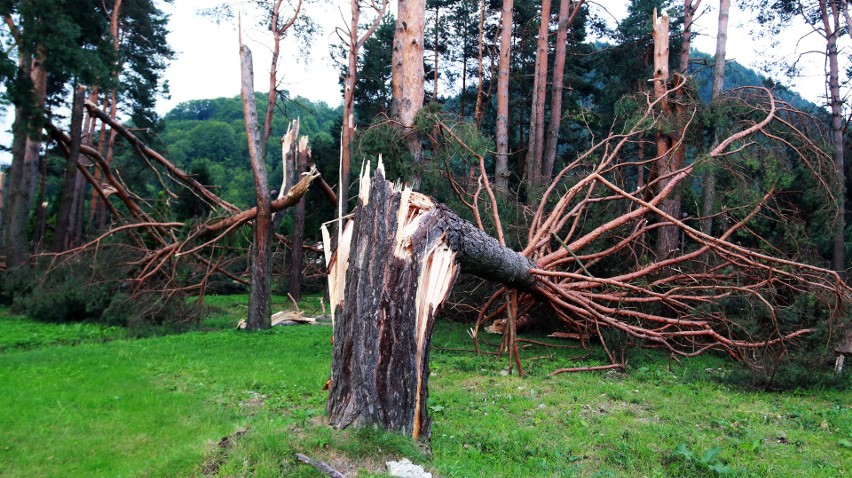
xmin=159 ymin=93 xmax=341 ymax=209
xmin=688 ymin=50 xmax=821 ymax=111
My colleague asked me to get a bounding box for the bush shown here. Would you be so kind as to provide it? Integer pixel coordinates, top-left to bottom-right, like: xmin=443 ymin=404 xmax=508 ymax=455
xmin=3 ymin=247 xmax=205 ymax=334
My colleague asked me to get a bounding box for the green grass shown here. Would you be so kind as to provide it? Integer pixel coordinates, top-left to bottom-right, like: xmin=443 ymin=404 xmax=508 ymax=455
xmin=0 ymin=295 xmax=849 ymax=477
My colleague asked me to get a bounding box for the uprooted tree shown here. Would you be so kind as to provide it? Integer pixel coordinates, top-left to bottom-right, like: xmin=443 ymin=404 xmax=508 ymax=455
xmin=324 ymin=85 xmax=852 ymax=441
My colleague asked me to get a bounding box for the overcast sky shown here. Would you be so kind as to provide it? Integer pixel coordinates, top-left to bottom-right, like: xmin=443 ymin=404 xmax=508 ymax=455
xmin=157 ymin=0 xmax=342 ymax=115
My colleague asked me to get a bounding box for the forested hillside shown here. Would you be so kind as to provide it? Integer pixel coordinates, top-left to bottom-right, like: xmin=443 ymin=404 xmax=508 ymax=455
xmin=159 ymin=94 xmax=340 ymax=209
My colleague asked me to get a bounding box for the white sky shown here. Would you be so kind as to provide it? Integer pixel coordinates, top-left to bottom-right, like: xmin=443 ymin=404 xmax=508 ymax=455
xmin=157 ymin=0 xmax=343 ymax=115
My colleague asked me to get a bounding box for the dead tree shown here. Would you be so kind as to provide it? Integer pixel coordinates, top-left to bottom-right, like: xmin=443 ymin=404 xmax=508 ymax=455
xmin=288 ymin=137 xmax=310 ymax=301
xmin=326 ymin=86 xmax=851 ymax=441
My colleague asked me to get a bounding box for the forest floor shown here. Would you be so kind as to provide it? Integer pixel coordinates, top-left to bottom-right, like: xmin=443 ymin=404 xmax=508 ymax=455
xmin=0 ymin=294 xmax=849 ymax=477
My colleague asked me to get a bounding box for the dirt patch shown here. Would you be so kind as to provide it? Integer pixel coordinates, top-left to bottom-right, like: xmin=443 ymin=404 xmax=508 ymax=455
xmin=202 ymin=427 xmax=249 ymax=476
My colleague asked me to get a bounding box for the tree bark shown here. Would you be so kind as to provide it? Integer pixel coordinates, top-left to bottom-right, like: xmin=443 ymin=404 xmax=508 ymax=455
xmin=473 ymin=0 xmax=487 ymax=126
xmin=392 ymin=0 xmax=426 ymax=183
xmin=433 ymin=4 xmax=440 ymax=101
xmin=494 ymin=0 xmax=514 ymax=194
xmin=701 ymin=0 xmax=728 ymax=236
xmin=524 ymin=0 xmax=552 ymax=193
xmin=326 ymin=163 xmax=535 ymax=440
xmin=340 ymin=0 xmax=385 ymax=211
xmin=4 ymin=47 xmax=47 ymax=269
xmin=679 ymin=0 xmax=700 ymax=75
xmin=652 ymin=10 xmax=682 ymax=263
xmin=288 ymin=138 xmax=310 ymax=301
xmin=53 ymin=85 xmax=87 ymax=252
xmin=341 ymin=0 xmax=360 ymax=211
xmin=240 ymin=42 xmax=272 ymax=330
xmin=819 ymin=0 xmax=845 ymax=273
xmin=542 ymin=0 xmax=585 ymax=183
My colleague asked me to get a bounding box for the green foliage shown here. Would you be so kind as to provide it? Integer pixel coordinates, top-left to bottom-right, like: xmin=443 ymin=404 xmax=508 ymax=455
xmin=352 ymin=116 xmax=414 ymax=183
xmin=158 ymin=93 xmax=341 ymax=210
xmin=4 ymin=248 xmax=206 ymax=334
xmin=355 ymin=15 xmax=395 ymax=121
xmin=669 ymin=443 xmax=734 ymax=475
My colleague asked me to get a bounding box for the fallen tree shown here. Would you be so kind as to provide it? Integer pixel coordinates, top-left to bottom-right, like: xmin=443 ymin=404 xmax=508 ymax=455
xmin=325 ymin=86 xmax=851 ymax=441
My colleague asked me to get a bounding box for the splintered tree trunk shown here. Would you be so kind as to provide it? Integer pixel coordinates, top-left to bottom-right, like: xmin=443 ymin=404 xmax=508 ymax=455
xmin=652 ymin=10 xmax=681 ymax=263
xmin=288 ymin=137 xmax=310 ymax=301
xmin=326 ymin=162 xmax=535 ymax=440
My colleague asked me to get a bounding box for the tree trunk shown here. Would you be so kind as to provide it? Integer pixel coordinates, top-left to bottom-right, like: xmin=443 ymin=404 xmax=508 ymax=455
xmin=4 ymin=48 xmax=47 ymax=269
xmin=679 ymin=0 xmax=699 ymax=75
xmin=341 ymin=0 xmax=386 ymax=214
xmin=524 ymin=0 xmax=552 ymax=192
xmin=240 ymin=43 xmax=272 ymax=331
xmin=288 ymin=138 xmax=310 ymax=301
xmin=392 ymin=0 xmax=426 ymax=183
xmin=433 ymin=4 xmax=440 ymax=101
xmin=326 ymin=163 xmax=535 ymax=440
xmin=341 ymin=1 xmax=360 ymax=210
xmin=820 ymin=0 xmax=845 ymax=273
xmin=473 ymin=0 xmax=486 ymax=126
xmin=701 ymin=0 xmax=729 ymax=236
xmin=53 ymin=85 xmax=87 ymax=252
xmin=494 ymin=0 xmax=514 ymax=194
xmin=542 ymin=0 xmax=584 ymax=183
xmin=33 ymin=150 xmax=47 ymax=252
xmin=0 ymin=171 xmax=5 ymax=233
xmin=652 ymin=10 xmax=681 ymax=263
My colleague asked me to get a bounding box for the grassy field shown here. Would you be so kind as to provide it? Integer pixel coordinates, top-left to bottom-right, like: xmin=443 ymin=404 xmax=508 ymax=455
xmin=0 ymin=294 xmax=849 ymax=477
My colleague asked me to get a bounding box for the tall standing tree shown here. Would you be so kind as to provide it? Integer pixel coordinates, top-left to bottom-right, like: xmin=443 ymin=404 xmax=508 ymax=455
xmin=700 ymin=0 xmax=729 ymax=236
xmin=339 ymin=0 xmax=388 ymax=213
xmin=541 ymin=0 xmax=585 ymax=183
xmin=523 ymin=0 xmax=552 ymax=192
xmin=743 ymin=0 xmax=849 ymax=273
xmin=87 ymin=0 xmax=173 ymax=231
xmin=494 ymin=0 xmax=514 ymax=194
xmin=0 ymin=0 xmax=117 ymax=268
xmin=392 ymin=0 xmax=427 ymax=184
xmin=679 ymin=0 xmax=700 ymax=75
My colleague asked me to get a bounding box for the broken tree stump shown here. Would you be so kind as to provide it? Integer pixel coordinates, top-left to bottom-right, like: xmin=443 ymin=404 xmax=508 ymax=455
xmin=325 ymin=162 xmax=535 ymax=440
